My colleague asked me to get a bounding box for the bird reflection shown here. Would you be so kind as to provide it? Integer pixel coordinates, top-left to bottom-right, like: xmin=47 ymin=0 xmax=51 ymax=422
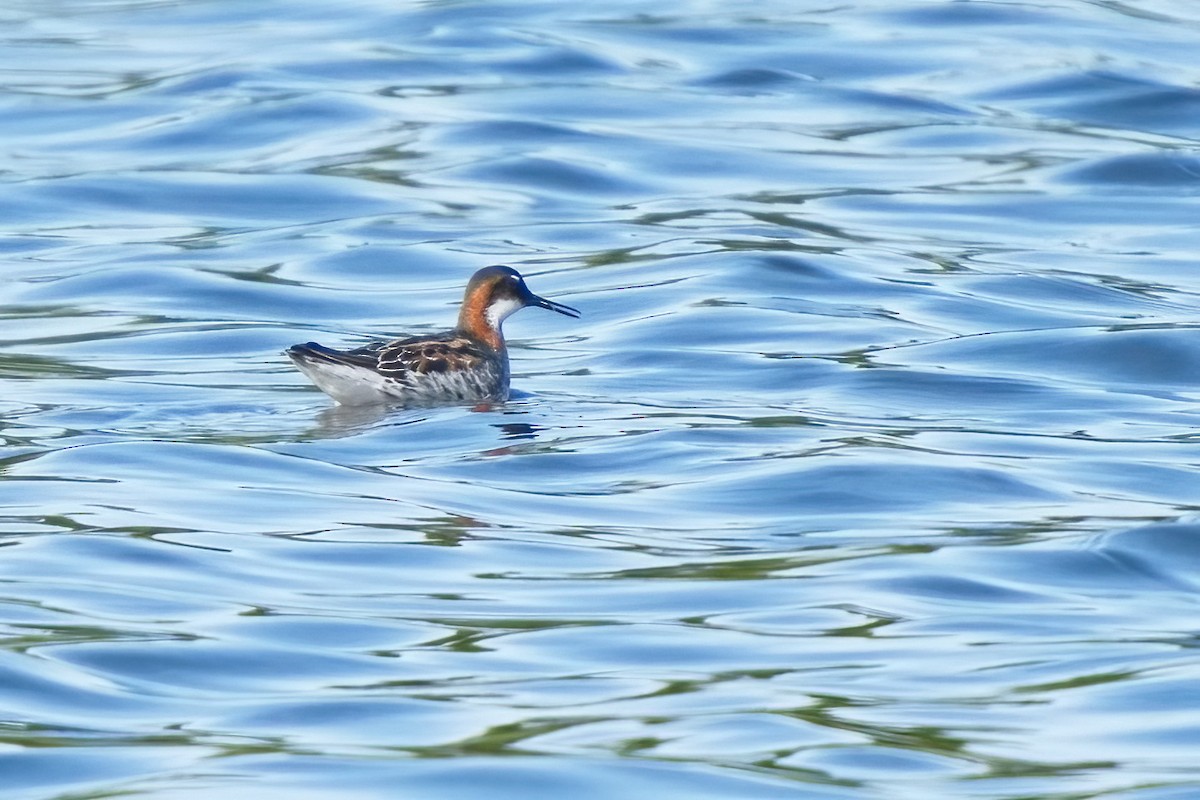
xmin=313 ymin=402 xmax=393 ymax=433
xmin=298 ymin=399 xmax=545 ymax=445
xmin=493 ymin=421 xmax=541 ymax=440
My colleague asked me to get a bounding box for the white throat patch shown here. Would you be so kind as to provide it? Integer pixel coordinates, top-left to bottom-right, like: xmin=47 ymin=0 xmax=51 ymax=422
xmin=485 ymin=295 xmax=524 ymax=329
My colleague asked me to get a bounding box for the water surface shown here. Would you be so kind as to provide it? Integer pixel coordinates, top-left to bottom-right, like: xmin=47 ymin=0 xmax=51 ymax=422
xmin=3 ymin=1 xmax=1200 ymax=798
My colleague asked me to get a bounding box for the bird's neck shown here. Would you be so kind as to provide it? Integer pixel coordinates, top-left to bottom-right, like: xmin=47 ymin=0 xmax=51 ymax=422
xmin=458 ymin=294 xmax=505 ymax=351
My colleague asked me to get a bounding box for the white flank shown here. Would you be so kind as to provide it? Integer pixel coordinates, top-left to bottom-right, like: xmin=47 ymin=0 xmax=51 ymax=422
xmin=291 ymin=359 xmax=400 ymax=406
xmin=292 ymin=354 xmax=509 ymax=406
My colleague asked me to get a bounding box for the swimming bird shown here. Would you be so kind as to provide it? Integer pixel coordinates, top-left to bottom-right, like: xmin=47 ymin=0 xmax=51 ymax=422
xmin=286 ymin=265 xmax=580 ymax=406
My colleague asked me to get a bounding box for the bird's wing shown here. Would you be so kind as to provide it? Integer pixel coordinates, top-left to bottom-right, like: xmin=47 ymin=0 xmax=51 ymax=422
xmin=375 ymin=333 xmax=492 ymax=377
xmin=289 ymin=341 xmax=382 ymax=369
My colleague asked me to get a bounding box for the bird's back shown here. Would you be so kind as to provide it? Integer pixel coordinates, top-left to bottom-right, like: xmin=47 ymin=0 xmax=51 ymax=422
xmin=287 ymin=331 xmax=508 ymax=405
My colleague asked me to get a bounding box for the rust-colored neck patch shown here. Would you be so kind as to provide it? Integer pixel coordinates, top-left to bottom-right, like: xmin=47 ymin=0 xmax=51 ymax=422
xmin=457 ymin=282 xmax=504 ymax=351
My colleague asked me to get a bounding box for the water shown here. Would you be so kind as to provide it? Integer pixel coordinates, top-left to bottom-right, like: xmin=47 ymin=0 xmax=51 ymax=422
xmin=3 ymin=0 xmax=1200 ymax=797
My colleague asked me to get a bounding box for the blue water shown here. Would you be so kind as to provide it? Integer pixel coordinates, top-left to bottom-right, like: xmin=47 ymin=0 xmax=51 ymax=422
xmin=3 ymin=1 xmax=1200 ymax=798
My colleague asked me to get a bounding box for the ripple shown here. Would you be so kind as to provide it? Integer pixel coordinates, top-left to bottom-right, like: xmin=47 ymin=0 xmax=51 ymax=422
xmin=1056 ymin=153 xmax=1200 ymax=190
xmin=455 ymin=155 xmax=653 ymax=198
xmin=979 ymin=71 xmax=1200 ymax=138
xmin=881 ymin=326 xmax=1200 ymax=395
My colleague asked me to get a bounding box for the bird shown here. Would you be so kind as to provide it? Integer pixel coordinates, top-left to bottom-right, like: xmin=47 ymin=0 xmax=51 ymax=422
xmin=286 ymin=265 xmax=580 ymax=406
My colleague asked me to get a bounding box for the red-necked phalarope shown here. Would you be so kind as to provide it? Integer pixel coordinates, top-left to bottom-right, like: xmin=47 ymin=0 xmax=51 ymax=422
xmin=286 ymin=265 xmax=580 ymax=406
